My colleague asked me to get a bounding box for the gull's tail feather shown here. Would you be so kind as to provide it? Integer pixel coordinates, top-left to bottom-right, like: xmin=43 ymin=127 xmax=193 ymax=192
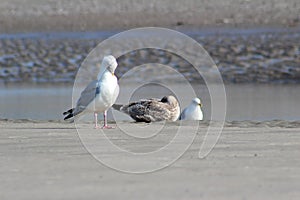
xmin=112 ymin=104 xmax=124 ymax=111
xmin=112 ymin=104 xmax=131 ymax=116
xmin=112 ymin=104 xmax=131 ymax=115
xmin=63 ymin=108 xmax=74 ymax=120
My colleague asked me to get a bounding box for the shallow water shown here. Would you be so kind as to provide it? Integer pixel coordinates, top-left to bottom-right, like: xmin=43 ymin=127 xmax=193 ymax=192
xmin=0 ymin=27 xmax=299 ymax=40
xmin=0 ymin=83 xmax=299 ymax=121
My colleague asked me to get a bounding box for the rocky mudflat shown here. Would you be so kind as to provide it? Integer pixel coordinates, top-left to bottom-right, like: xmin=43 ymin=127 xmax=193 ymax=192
xmin=0 ymin=29 xmax=299 ymax=83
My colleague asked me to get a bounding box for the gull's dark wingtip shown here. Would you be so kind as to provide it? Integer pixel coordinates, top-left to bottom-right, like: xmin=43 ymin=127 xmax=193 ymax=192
xmin=64 ymin=113 xmax=74 ymax=120
xmin=63 ymin=108 xmax=74 ymax=120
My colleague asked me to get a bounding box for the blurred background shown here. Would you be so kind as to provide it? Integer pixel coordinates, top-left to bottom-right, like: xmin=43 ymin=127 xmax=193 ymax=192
xmin=0 ymin=0 xmax=300 ymax=121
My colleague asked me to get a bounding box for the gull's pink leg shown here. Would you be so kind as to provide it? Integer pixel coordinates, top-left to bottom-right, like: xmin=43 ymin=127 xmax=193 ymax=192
xmin=94 ymin=112 xmax=100 ymax=129
xmin=102 ymin=110 xmax=113 ymax=129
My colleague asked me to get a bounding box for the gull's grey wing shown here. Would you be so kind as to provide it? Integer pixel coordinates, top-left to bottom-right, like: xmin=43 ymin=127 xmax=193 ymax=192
xmin=179 ymin=107 xmax=187 ymax=120
xmin=112 ymin=83 xmax=120 ymax=104
xmin=74 ymin=80 xmax=99 ymax=115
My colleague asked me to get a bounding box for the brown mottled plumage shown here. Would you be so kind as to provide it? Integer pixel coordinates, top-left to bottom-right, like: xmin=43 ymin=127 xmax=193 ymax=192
xmin=112 ymin=96 xmax=180 ymax=123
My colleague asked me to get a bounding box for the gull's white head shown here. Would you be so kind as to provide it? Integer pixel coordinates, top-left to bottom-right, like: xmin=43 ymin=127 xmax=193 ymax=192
xmin=101 ymin=55 xmax=118 ymax=74
xmin=161 ymin=95 xmax=179 ymax=107
xmin=192 ymin=98 xmax=202 ymax=107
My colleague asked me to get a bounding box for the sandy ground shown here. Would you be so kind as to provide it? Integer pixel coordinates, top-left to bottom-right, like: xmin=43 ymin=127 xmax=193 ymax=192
xmin=0 ymin=0 xmax=300 ymax=33
xmin=1 ymin=121 xmax=300 ymax=200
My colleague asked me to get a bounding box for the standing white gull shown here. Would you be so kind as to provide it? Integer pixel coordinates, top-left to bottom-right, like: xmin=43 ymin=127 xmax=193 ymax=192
xmin=179 ymin=98 xmax=203 ymax=120
xmin=63 ymin=55 xmax=119 ymax=129
xmin=112 ymin=95 xmax=180 ymax=123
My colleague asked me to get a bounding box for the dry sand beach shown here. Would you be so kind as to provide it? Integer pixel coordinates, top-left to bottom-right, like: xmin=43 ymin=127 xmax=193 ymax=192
xmin=1 ymin=121 xmax=300 ymax=200
xmin=1 ymin=0 xmax=300 ymax=199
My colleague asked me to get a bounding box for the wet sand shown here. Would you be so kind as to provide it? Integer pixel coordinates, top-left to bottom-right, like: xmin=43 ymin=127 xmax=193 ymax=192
xmin=1 ymin=120 xmax=300 ymax=199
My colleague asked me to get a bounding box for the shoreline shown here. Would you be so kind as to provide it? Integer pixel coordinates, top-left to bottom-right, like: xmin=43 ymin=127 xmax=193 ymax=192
xmin=1 ymin=119 xmax=300 ymax=128
xmin=1 ymin=26 xmax=300 ymax=39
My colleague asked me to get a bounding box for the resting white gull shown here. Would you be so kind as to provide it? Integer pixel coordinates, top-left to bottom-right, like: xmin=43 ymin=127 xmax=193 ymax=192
xmin=179 ymin=98 xmax=203 ymax=120
xmin=112 ymin=95 xmax=180 ymax=123
xmin=63 ymin=55 xmax=119 ymax=129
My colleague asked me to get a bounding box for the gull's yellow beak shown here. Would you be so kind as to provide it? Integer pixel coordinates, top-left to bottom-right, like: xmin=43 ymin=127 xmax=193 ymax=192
xmin=112 ymin=72 xmax=114 ymax=76
xmin=199 ymin=103 xmax=202 ymax=107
